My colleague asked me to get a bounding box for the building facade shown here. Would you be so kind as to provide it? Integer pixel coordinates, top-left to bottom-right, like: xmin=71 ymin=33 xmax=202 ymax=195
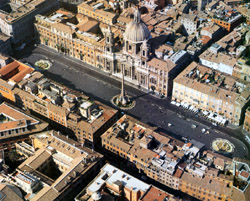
xmin=0 ymin=0 xmax=59 ymax=45
xmin=75 ymin=163 xmax=180 ymax=201
xmin=0 ymin=61 xmax=118 ymax=147
xmin=209 ymin=2 xmax=242 ymax=32
xmin=34 ymin=8 xmax=189 ymax=96
xmin=172 ymin=62 xmax=250 ymax=125
xmin=101 ymin=115 xmax=250 ymax=201
xmin=0 ymin=33 xmax=12 ymax=55
xmin=180 ymin=14 xmax=199 ymax=35
xmin=0 ymin=53 xmax=12 ymax=68
xmin=243 ymin=107 xmax=250 ymax=133
xmin=238 ymin=4 xmax=250 ymax=25
xmin=13 ymin=130 xmax=103 ymax=200
xmin=0 ymin=102 xmax=48 ymax=150
xmin=101 ymin=115 xmax=194 ymax=190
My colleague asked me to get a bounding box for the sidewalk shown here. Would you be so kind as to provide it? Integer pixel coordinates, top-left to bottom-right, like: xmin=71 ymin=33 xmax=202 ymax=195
xmin=227 ymin=123 xmax=242 ymax=130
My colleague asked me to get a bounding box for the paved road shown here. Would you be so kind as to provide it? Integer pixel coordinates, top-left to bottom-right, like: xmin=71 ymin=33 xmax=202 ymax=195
xmin=16 ymin=44 xmax=249 ymax=159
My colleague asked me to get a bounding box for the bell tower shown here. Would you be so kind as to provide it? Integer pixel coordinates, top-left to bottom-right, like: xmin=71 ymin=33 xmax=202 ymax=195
xmin=104 ymin=26 xmax=114 ymax=53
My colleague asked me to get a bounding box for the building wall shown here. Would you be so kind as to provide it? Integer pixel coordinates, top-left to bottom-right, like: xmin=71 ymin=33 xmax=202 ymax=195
xmin=199 ymin=58 xmax=233 ymax=75
xmin=0 ymin=56 xmax=12 ymax=68
xmin=0 ymin=0 xmax=59 ymax=45
xmin=34 ymin=17 xmax=99 ymax=68
xmin=0 ymin=135 xmax=30 ymax=150
xmin=243 ymin=107 xmax=250 ymax=133
xmin=233 ymin=59 xmax=250 ymax=82
xmin=77 ymin=4 xmax=117 ymax=25
xmin=179 ymin=179 xmax=230 ymax=201
xmin=212 ymin=16 xmax=241 ymax=32
xmin=172 ymin=82 xmax=241 ymax=125
xmin=181 ymin=18 xmax=198 ymax=35
xmin=101 ymin=136 xmax=180 ymax=190
xmin=0 ymin=84 xmax=15 ymax=102
xmin=0 ymin=35 xmax=12 ymax=55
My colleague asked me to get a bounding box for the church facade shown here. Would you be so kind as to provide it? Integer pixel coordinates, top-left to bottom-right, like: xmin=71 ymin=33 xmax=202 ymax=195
xmin=35 ymin=8 xmax=189 ymax=96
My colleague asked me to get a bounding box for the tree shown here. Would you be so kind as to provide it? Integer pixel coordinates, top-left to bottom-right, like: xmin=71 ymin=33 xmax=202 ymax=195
xmin=8 ymin=150 xmax=20 ymax=163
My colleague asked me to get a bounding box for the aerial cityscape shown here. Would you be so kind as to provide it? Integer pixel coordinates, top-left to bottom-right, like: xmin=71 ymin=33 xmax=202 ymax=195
xmin=0 ymin=0 xmax=250 ymax=200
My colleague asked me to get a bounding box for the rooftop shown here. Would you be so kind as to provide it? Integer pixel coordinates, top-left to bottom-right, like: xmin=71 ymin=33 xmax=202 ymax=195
xmin=88 ymin=164 xmax=150 ymax=194
xmin=174 ymin=62 xmax=246 ymax=104
xmin=140 ymin=186 xmax=180 ymax=201
xmin=76 ymin=164 xmax=179 ymax=201
xmin=8 ymin=68 xmax=117 ymax=139
xmin=35 ymin=9 xmax=102 ymax=42
xmin=0 ymin=60 xmax=34 ymax=85
xmin=16 ymin=130 xmax=103 ymax=201
xmin=0 ymin=0 xmax=50 ymax=23
xmin=210 ymin=3 xmax=241 ymax=23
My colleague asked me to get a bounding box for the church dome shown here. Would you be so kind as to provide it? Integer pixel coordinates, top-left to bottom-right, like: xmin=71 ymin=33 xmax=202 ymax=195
xmin=124 ymin=9 xmax=151 ymax=43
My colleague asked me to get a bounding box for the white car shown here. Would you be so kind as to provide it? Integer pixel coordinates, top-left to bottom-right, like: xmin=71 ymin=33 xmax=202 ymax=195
xmin=176 ymin=103 xmax=181 ymax=107
xmin=171 ymin=100 xmax=176 ymax=105
xmin=191 ymin=124 xmax=197 ymax=129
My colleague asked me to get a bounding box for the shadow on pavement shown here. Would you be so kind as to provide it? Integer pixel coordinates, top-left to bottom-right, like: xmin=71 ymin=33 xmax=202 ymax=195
xmin=130 ymin=91 xmax=152 ymax=101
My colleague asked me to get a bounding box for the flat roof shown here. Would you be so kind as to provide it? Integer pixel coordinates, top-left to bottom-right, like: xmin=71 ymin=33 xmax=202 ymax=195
xmin=87 ymin=164 xmax=150 ymax=193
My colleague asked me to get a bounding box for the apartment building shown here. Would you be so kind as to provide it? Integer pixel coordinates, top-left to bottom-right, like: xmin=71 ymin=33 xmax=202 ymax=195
xmin=77 ymin=2 xmax=118 ymax=25
xmin=0 ymin=0 xmax=59 ymax=46
xmin=180 ymin=14 xmax=199 ymax=35
xmin=186 ymin=22 xmax=223 ymax=59
xmin=101 ymin=115 xmax=250 ymax=201
xmin=75 ymin=163 xmax=180 ymax=201
xmin=0 ymin=61 xmax=118 ymax=147
xmin=101 ymin=115 xmax=204 ymax=190
xmin=34 ymin=9 xmax=103 ymax=67
xmin=0 ymin=60 xmax=34 ymax=101
xmin=209 ymin=2 xmax=242 ymax=31
xmin=199 ymin=29 xmax=243 ymax=76
xmin=243 ymin=107 xmax=250 ymax=134
xmin=0 ymin=179 xmax=23 ymax=201
xmin=199 ymin=49 xmax=237 ymax=75
xmin=200 ymin=23 xmax=223 ymax=40
xmin=0 ymin=102 xmax=48 ymax=150
xmin=12 ymin=130 xmax=103 ymax=200
xmin=234 ymin=58 xmax=250 ymax=82
xmin=13 ymin=80 xmax=118 ymax=147
xmin=0 ymin=33 xmax=12 ymax=55
xmin=237 ymin=4 xmax=250 ymax=25
xmin=172 ymin=62 xmax=250 ymax=125
xmin=0 ymin=53 xmax=12 ymax=68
